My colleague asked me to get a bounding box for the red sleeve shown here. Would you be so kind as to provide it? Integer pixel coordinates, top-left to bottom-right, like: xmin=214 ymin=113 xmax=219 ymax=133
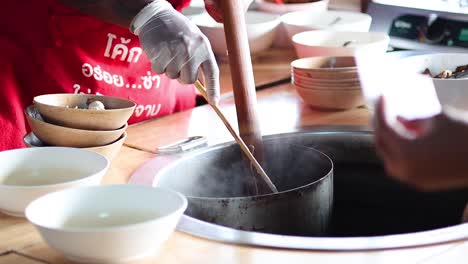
xmin=168 ymin=0 xmax=192 ymax=11
xmin=0 ymin=38 xmax=35 ymax=151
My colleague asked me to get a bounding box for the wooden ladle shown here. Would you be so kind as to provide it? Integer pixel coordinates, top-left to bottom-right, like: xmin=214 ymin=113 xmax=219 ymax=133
xmin=220 ymin=1 xmax=276 ymax=194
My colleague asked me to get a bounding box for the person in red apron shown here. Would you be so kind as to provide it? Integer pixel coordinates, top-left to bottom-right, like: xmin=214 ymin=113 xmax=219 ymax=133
xmin=0 ymin=0 xmax=252 ymax=150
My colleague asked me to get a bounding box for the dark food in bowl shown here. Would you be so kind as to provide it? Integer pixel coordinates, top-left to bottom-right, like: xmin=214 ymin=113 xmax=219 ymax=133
xmin=423 ymin=64 xmax=468 ymax=79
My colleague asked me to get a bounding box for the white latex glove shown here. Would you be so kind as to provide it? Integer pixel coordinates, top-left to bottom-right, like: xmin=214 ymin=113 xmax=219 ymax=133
xmin=131 ymin=0 xmax=220 ymax=105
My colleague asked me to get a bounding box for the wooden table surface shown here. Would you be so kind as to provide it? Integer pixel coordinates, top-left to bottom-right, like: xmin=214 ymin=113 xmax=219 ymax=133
xmin=1 ymin=49 xmax=467 ymax=264
xmin=218 ymin=48 xmax=296 ymax=97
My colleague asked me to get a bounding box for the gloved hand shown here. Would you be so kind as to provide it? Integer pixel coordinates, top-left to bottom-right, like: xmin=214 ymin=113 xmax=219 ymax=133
xmin=374 ymin=97 xmax=468 ymax=191
xmin=131 ymin=0 xmax=219 ymax=105
xmin=204 ymin=0 xmax=254 ymax=22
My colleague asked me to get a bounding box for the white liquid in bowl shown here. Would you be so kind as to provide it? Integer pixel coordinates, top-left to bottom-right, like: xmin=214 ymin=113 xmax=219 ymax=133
xmin=63 ymin=210 xmax=162 ymax=228
xmin=1 ymin=168 xmax=86 ymax=186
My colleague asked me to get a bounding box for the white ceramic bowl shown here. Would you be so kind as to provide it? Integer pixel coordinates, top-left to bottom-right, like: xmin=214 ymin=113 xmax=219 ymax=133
xmin=292 ymin=30 xmax=389 ymax=58
xmin=399 ymin=53 xmax=468 ymax=110
xmin=282 ymin=10 xmax=372 ymax=42
xmin=0 ymin=147 xmax=108 ymax=217
xmin=255 ymin=0 xmax=329 ymax=14
xmin=26 ymin=185 xmax=187 ymax=263
xmin=192 ymin=11 xmax=280 ymax=56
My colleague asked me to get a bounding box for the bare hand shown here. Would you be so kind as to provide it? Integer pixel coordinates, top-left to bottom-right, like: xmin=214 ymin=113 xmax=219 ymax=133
xmin=374 ymin=97 xmax=468 ymax=191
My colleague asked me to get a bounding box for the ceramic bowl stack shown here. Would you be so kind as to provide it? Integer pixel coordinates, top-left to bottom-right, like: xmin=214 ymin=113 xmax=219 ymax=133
xmin=291 ymin=56 xmax=364 ymax=110
xmin=24 ymin=94 xmax=136 ymax=160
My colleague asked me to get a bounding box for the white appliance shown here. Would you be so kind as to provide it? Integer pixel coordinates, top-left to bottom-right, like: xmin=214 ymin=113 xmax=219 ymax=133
xmin=368 ymin=0 xmax=468 ymax=52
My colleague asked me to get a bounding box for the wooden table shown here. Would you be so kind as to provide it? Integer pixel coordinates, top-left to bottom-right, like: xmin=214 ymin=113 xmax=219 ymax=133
xmin=218 ymin=48 xmax=296 ymax=97
xmin=1 ymin=49 xmax=467 ymax=264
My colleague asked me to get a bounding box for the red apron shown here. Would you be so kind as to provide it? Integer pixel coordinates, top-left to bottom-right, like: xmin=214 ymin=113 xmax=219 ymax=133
xmin=0 ymin=0 xmax=194 ymax=150
xmin=40 ymin=0 xmax=196 ymax=124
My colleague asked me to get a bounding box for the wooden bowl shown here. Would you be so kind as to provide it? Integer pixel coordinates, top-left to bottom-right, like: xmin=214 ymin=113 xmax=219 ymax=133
xmin=24 ymin=132 xmax=127 ymax=161
xmin=25 ymin=106 xmax=127 ymax=148
xmin=33 ymin=94 xmax=135 ymax=130
xmin=294 ymin=84 xmax=364 ymax=110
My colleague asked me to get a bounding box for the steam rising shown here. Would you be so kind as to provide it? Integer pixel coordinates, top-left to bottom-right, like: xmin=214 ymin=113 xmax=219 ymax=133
xmin=155 ymin=137 xmax=333 ymax=198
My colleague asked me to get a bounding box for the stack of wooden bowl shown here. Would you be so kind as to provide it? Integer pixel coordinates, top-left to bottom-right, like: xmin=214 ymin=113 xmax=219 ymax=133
xmin=291 ymin=56 xmax=365 ymax=110
xmin=24 ymin=94 xmax=136 ymax=160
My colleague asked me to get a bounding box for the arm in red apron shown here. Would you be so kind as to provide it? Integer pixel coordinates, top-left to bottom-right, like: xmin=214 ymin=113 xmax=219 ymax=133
xmin=0 ymin=38 xmax=35 ymax=150
xmin=56 ymin=0 xmax=191 ymax=28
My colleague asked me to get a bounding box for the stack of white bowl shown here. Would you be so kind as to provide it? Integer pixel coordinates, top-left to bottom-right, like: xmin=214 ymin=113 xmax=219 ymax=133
xmin=24 ymin=94 xmax=136 ymax=160
xmin=291 ymin=56 xmax=364 ymax=110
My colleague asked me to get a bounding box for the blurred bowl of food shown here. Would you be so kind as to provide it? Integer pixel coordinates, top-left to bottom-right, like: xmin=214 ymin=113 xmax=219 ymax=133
xmin=25 ymin=105 xmax=127 ymax=148
xmin=23 ymin=132 xmax=127 ymax=161
xmin=191 ymin=11 xmax=280 ymax=56
xmin=282 ymin=10 xmax=372 ymax=42
xmin=255 ymin=0 xmax=329 ymax=14
xmin=292 ymin=30 xmax=389 ymax=58
xmin=26 ymin=185 xmax=187 ymax=263
xmin=399 ymin=53 xmax=468 ymax=110
xmin=0 ymin=147 xmax=108 ymax=217
xmin=33 ymin=94 xmax=135 ymax=131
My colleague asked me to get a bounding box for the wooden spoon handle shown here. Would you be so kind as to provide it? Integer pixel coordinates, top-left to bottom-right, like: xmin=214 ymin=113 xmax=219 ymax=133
xmin=220 ymin=1 xmax=264 ymax=162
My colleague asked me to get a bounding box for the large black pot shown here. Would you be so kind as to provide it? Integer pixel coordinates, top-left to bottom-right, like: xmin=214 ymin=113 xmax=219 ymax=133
xmin=155 ymin=139 xmax=334 ymax=236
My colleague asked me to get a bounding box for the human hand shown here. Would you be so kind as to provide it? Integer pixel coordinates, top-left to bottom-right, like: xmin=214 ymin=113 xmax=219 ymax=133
xmin=204 ymin=0 xmax=254 ymax=22
xmin=131 ymin=0 xmax=220 ymax=104
xmin=374 ymin=97 xmax=468 ymax=191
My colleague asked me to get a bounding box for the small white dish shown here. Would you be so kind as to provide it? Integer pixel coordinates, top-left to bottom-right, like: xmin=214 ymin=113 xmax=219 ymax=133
xmin=282 ymin=10 xmax=372 ymax=42
xmin=26 ymin=185 xmax=187 ymax=263
xmin=192 ymin=11 xmax=280 ymax=56
xmin=0 ymin=147 xmax=108 ymax=217
xmin=292 ymin=30 xmax=389 ymax=58
xmin=255 ymin=0 xmax=329 ymax=14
